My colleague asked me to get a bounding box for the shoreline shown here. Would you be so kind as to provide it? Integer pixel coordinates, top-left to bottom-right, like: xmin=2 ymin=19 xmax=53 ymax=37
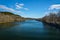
xmin=42 ymin=21 xmax=60 ymax=28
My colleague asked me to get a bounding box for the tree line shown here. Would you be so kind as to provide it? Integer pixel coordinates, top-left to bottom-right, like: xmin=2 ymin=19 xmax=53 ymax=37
xmin=42 ymin=11 xmax=60 ymax=25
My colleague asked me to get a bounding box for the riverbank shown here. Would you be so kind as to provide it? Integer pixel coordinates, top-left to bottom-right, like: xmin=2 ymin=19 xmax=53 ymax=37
xmin=0 ymin=12 xmax=40 ymax=23
xmin=42 ymin=21 xmax=60 ymax=28
xmin=39 ymin=11 xmax=60 ymax=27
xmin=0 ymin=12 xmax=26 ymax=23
xmin=0 ymin=20 xmax=60 ymax=40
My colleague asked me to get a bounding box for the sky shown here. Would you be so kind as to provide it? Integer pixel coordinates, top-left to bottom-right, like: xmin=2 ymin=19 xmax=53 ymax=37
xmin=0 ymin=0 xmax=60 ymax=18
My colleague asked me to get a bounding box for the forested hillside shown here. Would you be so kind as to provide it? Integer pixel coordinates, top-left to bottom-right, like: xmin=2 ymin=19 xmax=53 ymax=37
xmin=42 ymin=11 xmax=60 ymax=25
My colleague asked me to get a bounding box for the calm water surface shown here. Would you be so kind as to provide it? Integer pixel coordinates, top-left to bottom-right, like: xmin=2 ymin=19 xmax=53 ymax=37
xmin=0 ymin=20 xmax=60 ymax=40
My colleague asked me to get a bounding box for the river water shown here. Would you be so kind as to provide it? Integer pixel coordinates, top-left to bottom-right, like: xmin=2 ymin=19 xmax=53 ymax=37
xmin=0 ymin=20 xmax=60 ymax=40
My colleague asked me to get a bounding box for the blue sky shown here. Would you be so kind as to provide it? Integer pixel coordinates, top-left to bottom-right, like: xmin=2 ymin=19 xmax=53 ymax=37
xmin=0 ymin=0 xmax=60 ymax=18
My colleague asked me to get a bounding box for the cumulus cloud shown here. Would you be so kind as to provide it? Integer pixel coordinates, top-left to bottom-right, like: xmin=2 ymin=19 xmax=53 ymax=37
xmin=0 ymin=5 xmax=15 ymax=12
xmin=49 ymin=4 xmax=60 ymax=10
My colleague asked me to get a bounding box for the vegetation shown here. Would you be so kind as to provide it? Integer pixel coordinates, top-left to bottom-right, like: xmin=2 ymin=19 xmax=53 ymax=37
xmin=0 ymin=12 xmax=26 ymax=23
xmin=0 ymin=12 xmax=17 ymax=16
xmin=0 ymin=12 xmax=39 ymax=23
xmin=0 ymin=11 xmax=60 ymax=25
xmin=42 ymin=11 xmax=60 ymax=25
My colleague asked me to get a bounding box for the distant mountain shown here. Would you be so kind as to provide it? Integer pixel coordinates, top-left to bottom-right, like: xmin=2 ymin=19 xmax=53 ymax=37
xmin=0 ymin=12 xmax=26 ymax=23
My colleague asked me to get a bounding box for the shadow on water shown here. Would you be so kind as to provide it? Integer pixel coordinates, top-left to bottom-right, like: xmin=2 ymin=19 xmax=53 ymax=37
xmin=42 ymin=22 xmax=60 ymax=39
xmin=0 ymin=22 xmax=20 ymax=29
xmin=0 ymin=22 xmax=23 ymax=40
xmin=43 ymin=22 xmax=60 ymax=29
xmin=0 ymin=20 xmax=60 ymax=40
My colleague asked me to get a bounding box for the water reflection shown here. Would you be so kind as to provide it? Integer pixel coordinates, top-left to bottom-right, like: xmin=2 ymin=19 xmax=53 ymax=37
xmin=0 ymin=20 xmax=60 ymax=40
xmin=0 ymin=22 xmax=20 ymax=29
xmin=43 ymin=23 xmax=60 ymax=39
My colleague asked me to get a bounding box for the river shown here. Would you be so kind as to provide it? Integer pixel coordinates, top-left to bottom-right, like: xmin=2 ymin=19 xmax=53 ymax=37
xmin=0 ymin=20 xmax=60 ymax=40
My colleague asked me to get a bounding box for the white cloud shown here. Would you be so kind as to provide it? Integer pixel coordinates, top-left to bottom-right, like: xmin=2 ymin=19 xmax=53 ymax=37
xmin=24 ymin=8 xmax=29 ymax=10
xmin=19 ymin=4 xmax=24 ymax=7
xmin=15 ymin=3 xmax=29 ymax=10
xmin=0 ymin=4 xmax=29 ymax=15
xmin=16 ymin=5 xmax=23 ymax=9
xmin=0 ymin=5 xmax=22 ymax=14
xmin=49 ymin=4 xmax=60 ymax=10
xmin=16 ymin=3 xmax=24 ymax=6
xmin=44 ymin=11 xmax=50 ymax=16
xmin=0 ymin=5 xmax=26 ymax=15
xmin=15 ymin=11 xmax=24 ymax=15
xmin=0 ymin=5 xmax=15 ymax=12
xmin=16 ymin=3 xmax=24 ymax=9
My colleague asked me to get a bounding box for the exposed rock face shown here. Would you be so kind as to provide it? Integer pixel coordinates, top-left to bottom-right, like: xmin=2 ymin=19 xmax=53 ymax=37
xmin=0 ymin=12 xmax=25 ymax=23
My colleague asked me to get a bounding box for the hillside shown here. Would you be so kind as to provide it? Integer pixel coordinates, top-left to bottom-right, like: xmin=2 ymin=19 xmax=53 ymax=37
xmin=0 ymin=12 xmax=26 ymax=23
xmin=41 ymin=11 xmax=60 ymax=25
